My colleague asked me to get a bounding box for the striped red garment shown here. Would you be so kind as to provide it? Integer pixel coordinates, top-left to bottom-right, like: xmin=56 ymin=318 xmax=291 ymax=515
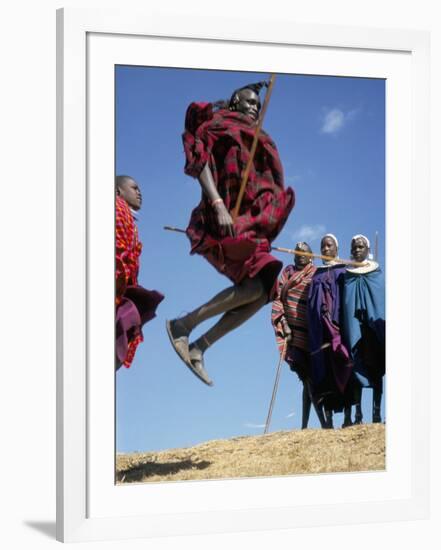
xmin=271 ymin=263 xmax=316 ymax=354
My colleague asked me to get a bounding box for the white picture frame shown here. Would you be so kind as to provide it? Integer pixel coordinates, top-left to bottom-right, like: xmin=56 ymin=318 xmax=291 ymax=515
xmin=56 ymin=7 xmax=430 ymax=543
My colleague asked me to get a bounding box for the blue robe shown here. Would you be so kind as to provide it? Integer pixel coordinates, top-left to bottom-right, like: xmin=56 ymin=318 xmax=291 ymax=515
xmin=343 ymin=267 xmax=385 ymax=386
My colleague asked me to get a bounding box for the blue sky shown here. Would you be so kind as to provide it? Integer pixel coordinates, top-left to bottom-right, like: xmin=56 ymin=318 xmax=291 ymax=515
xmin=115 ymin=66 xmax=385 ymax=453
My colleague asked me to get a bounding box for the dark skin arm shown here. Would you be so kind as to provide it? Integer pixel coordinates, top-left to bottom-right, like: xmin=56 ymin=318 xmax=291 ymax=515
xmin=199 ymin=163 xmax=235 ymax=237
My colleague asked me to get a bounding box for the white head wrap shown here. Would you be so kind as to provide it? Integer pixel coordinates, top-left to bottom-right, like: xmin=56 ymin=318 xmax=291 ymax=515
xmin=321 ymin=233 xmax=339 ymax=249
xmin=320 ymin=233 xmax=340 ymax=265
xmin=351 ymin=234 xmax=373 ymax=260
xmin=351 ymin=234 xmax=370 ymax=248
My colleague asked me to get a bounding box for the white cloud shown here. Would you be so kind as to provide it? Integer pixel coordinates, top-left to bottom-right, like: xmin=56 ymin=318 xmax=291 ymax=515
xmin=320 ymin=107 xmax=360 ymax=135
xmin=321 ymin=108 xmax=344 ymax=134
xmin=244 ymin=422 xmax=266 ymax=429
xmin=292 ymin=224 xmax=326 ymax=243
xmin=286 ymin=411 xmax=296 ymax=418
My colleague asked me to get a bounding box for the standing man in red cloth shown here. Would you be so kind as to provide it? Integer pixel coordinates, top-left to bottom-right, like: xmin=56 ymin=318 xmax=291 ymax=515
xmin=115 ymin=175 xmax=164 ymax=371
xmin=166 ymin=82 xmax=294 ymax=386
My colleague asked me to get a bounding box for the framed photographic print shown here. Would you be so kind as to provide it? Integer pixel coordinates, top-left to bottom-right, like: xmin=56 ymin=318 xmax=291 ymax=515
xmin=56 ymin=7 xmax=430 ymax=543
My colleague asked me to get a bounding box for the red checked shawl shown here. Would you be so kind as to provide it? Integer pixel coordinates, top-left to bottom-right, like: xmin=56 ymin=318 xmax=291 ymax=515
xmin=183 ymin=102 xmax=295 ymax=296
xmin=271 ymin=263 xmax=316 ymax=354
xmin=115 ymin=196 xmax=143 ymax=368
xmin=116 ymin=196 xmax=142 ymax=303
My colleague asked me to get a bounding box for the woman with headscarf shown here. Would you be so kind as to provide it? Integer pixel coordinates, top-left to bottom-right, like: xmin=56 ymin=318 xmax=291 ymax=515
xmin=307 ymin=234 xmax=358 ymax=428
xmin=342 ymin=234 xmax=385 ymax=423
xmin=271 ymin=242 xmax=327 ymax=429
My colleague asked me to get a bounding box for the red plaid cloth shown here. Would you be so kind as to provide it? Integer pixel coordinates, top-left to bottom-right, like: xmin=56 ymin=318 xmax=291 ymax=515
xmin=183 ymin=103 xmax=295 ymax=296
xmin=115 ymin=196 xmax=143 ymax=368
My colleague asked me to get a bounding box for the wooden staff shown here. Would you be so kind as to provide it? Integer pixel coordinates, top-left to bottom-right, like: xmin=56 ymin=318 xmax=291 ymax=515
xmin=272 ymin=246 xmax=367 ymax=268
xmin=163 ymin=226 xmax=368 ymax=267
xmin=231 ymin=74 xmax=277 ymax=222
xmin=264 ymin=338 xmax=287 ymax=435
xmin=164 ymin=225 xmax=186 ymax=234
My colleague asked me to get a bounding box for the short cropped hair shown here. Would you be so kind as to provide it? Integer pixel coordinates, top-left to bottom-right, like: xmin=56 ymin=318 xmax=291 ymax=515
xmin=115 ymin=175 xmax=134 ymax=191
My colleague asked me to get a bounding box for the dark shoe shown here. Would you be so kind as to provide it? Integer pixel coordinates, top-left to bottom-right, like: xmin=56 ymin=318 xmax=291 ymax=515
xmin=324 ymin=410 xmax=334 ymax=429
xmin=372 ymin=406 xmax=381 ymax=423
xmin=166 ymin=319 xmax=190 ymax=365
xmin=188 ymin=346 xmax=213 ymax=387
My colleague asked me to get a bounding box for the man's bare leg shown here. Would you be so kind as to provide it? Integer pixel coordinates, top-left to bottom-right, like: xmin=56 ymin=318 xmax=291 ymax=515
xmin=301 ymin=383 xmax=312 ymax=429
xmin=372 ymin=378 xmax=383 ymax=423
xmin=176 ymin=277 xmax=264 ymax=334
xmin=187 ymin=292 xmax=267 ymax=372
xmin=166 ymin=277 xmax=265 ymax=368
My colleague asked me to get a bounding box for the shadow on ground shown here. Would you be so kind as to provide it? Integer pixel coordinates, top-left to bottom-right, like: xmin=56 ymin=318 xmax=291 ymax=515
xmin=117 ymin=458 xmax=211 ymax=483
xmin=24 ymin=521 xmax=56 ymax=539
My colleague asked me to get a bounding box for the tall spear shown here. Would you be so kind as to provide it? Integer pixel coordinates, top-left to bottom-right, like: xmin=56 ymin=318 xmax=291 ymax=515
xmin=264 ymin=338 xmax=287 ymax=434
xmin=231 ymin=74 xmax=277 ymax=222
xmin=163 ymin=226 xmax=368 ymax=267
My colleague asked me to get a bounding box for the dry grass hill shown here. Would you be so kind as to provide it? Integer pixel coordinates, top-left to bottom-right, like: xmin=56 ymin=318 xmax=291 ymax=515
xmin=116 ymin=423 xmax=385 ymax=484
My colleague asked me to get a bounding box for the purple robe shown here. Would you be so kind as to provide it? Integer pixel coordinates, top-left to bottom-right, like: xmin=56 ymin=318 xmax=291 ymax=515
xmin=307 ymin=265 xmax=353 ymax=398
